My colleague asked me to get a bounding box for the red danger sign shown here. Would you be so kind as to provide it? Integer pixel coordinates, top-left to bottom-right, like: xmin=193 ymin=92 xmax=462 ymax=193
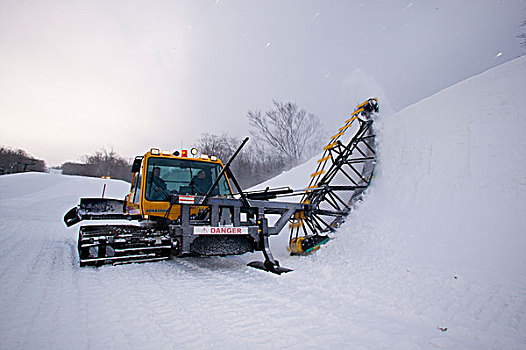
xmin=193 ymin=226 xmax=248 ymax=235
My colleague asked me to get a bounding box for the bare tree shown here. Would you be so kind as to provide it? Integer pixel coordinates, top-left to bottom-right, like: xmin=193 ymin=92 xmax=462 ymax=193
xmin=196 ymin=133 xmax=237 ymax=161
xmin=197 ymin=103 xmax=325 ymax=188
xmin=247 ymin=101 xmax=324 ymax=166
xmin=62 ymin=147 xmax=131 ymax=182
xmin=196 ymin=132 xmax=287 ymax=188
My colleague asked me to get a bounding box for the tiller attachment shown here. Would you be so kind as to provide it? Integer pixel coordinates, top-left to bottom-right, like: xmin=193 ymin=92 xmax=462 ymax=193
xmin=288 ymin=98 xmax=379 ymax=254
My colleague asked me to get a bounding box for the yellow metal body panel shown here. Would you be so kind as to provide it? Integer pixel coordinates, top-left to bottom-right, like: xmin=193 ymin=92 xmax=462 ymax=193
xmin=323 ymin=142 xmax=338 ymax=151
xmin=344 ymin=113 xmax=361 ymax=124
xmin=310 ymin=169 xmax=325 ymax=178
xmin=317 ymin=155 xmax=332 ymax=163
xmin=125 ymin=150 xmax=233 ymax=221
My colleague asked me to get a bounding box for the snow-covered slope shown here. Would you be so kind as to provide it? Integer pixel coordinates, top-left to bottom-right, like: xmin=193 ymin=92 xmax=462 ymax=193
xmin=1 ymin=57 xmax=525 ymax=349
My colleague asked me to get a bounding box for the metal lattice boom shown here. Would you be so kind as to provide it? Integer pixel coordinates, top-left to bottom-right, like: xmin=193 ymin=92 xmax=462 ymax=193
xmin=288 ymin=98 xmax=379 ymax=254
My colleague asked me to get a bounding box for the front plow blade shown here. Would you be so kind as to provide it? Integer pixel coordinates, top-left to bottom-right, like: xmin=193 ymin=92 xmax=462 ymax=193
xmin=64 ymin=198 xmax=140 ymax=227
xmin=64 ymin=207 xmax=81 ymax=227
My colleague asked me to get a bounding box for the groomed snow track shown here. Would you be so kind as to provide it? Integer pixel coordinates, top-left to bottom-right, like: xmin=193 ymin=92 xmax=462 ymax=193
xmin=1 ymin=57 xmax=526 ymax=349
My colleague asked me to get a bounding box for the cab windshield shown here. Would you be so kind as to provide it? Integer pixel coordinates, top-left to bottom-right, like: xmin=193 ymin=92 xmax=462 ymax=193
xmin=145 ymin=157 xmax=231 ymax=201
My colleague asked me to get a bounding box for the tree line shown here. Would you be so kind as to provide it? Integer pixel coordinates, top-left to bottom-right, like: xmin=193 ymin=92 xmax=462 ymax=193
xmin=61 ymin=148 xmax=132 ymax=182
xmin=196 ymin=132 xmax=287 ymax=188
xmin=196 ymin=101 xmax=325 ymax=188
xmin=0 ymin=147 xmax=46 ymax=175
xmin=5 ymin=101 xmax=325 ymax=188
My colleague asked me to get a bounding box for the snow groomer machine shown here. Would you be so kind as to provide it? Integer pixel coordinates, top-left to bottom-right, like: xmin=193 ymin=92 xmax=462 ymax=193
xmin=64 ymin=98 xmax=379 ymax=274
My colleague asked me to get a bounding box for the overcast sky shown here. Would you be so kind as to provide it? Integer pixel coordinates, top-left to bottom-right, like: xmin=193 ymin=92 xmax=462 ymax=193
xmin=1 ymin=0 xmax=525 ymax=166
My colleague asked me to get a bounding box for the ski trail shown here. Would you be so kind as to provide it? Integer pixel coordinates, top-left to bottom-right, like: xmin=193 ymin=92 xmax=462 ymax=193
xmin=1 ymin=57 xmax=526 ymax=349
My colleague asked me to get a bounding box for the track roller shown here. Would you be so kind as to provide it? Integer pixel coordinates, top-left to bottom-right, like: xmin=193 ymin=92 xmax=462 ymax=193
xmin=77 ymin=225 xmax=172 ymax=267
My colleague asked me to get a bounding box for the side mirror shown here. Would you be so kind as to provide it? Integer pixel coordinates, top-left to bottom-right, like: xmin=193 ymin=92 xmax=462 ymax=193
xmin=131 ymin=156 xmax=143 ymax=173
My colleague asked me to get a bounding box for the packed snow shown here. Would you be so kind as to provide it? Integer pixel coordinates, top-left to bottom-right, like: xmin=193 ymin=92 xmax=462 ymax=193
xmin=1 ymin=56 xmax=525 ymax=349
